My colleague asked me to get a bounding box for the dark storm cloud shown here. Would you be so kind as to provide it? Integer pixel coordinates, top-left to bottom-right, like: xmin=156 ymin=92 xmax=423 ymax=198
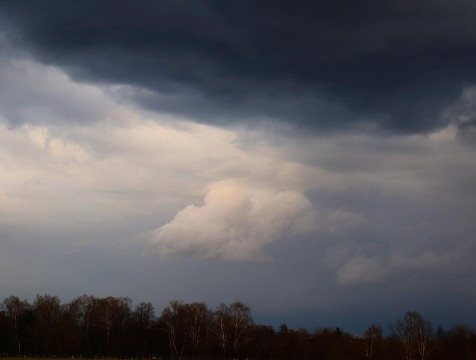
xmin=1 ymin=0 xmax=476 ymax=132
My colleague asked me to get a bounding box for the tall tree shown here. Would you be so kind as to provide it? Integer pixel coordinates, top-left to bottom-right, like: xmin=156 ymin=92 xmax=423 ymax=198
xmin=1 ymin=296 xmax=30 ymax=354
xmin=133 ymin=302 xmax=156 ymax=356
xmin=363 ymin=324 xmax=382 ymax=360
xmin=183 ymin=302 xmax=212 ymax=358
xmin=33 ymin=294 xmax=61 ymax=327
xmin=68 ymin=295 xmax=96 ymax=351
xmin=212 ymin=303 xmax=232 ymax=356
xmin=94 ymin=296 xmax=131 ymax=352
xmin=160 ymin=300 xmax=187 ymax=360
xmin=212 ymin=302 xmax=253 ymax=358
xmin=229 ymin=302 xmax=253 ymax=356
xmin=391 ymin=311 xmax=433 ymax=360
xmin=134 ymin=302 xmax=155 ymax=330
xmin=32 ymin=294 xmax=61 ymax=353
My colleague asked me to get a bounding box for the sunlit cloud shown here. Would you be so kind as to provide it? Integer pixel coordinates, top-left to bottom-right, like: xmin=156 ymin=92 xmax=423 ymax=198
xmin=148 ymin=180 xmax=317 ymax=262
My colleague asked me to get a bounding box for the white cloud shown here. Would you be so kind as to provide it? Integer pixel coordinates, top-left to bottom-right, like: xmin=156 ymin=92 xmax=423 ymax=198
xmin=148 ymin=180 xmax=317 ymax=262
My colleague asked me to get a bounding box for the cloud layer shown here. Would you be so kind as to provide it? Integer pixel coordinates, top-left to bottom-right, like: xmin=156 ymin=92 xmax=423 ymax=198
xmin=1 ymin=56 xmax=475 ymax=272
xmin=2 ymin=1 xmax=476 ymax=132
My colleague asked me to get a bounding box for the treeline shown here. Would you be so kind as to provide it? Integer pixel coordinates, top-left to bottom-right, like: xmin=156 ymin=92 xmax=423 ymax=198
xmin=1 ymin=295 xmax=476 ymax=360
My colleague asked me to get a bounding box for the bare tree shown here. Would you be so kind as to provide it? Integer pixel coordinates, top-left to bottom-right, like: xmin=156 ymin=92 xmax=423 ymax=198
xmin=183 ymin=302 xmax=212 ymax=358
xmin=134 ymin=301 xmax=155 ymax=330
xmin=391 ymin=311 xmax=433 ymax=360
xmin=230 ymin=302 xmax=253 ymax=355
xmin=363 ymin=325 xmax=382 ymax=359
xmin=212 ymin=302 xmax=253 ymax=358
xmin=69 ymin=295 xmax=96 ymax=346
xmin=33 ymin=294 xmax=60 ymax=327
xmin=94 ymin=296 xmax=131 ymax=350
xmin=160 ymin=300 xmax=186 ymax=360
xmin=213 ymin=303 xmax=232 ymax=355
xmin=2 ymin=296 xmax=29 ymax=354
xmin=416 ymin=317 xmax=433 ymax=360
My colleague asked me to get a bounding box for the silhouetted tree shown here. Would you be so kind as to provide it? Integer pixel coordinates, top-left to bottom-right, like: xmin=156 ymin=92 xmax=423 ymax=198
xmin=183 ymin=302 xmax=212 ymax=358
xmin=2 ymin=296 xmax=30 ymax=354
xmin=94 ymin=296 xmax=131 ymax=352
xmin=391 ymin=311 xmax=433 ymax=360
xmin=364 ymin=324 xmax=383 ymax=359
xmin=133 ymin=301 xmax=156 ymax=356
xmin=69 ymin=295 xmax=96 ymax=353
xmin=160 ymin=300 xmax=187 ymax=360
xmin=1 ymin=294 xmax=474 ymax=360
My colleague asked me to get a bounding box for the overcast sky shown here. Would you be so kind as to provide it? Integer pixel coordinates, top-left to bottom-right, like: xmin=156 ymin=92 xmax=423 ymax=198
xmin=0 ymin=0 xmax=476 ymax=333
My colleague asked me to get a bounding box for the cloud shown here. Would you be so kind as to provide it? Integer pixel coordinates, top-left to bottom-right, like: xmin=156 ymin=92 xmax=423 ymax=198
xmin=443 ymin=86 xmax=476 ymax=143
xmin=388 ymin=250 xmax=462 ymax=273
xmin=0 ymin=56 xmax=321 ymax=244
xmin=2 ymin=7 xmax=476 ymax=330
xmin=2 ymin=1 xmax=476 ymax=132
xmin=148 ymin=180 xmax=317 ymax=262
xmin=335 ymin=248 xmax=465 ymax=286
xmin=324 ymin=209 xmax=366 ymax=235
xmin=0 ymin=57 xmax=111 ymax=126
xmin=0 ymin=52 xmax=476 ymax=292
xmin=336 ymin=255 xmax=387 ymax=285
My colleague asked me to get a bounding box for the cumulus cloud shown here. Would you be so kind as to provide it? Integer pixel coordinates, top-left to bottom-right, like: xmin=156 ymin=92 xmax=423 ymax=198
xmin=148 ymin=180 xmax=317 ymax=262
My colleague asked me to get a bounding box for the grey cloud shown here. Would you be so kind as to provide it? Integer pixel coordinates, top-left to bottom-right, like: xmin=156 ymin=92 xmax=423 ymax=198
xmin=0 ymin=57 xmax=111 ymax=126
xmin=2 ymin=0 xmax=476 ymax=132
xmin=444 ymin=87 xmax=476 ymax=144
xmin=336 ymin=255 xmax=387 ymax=285
xmin=335 ymin=248 xmax=466 ymax=286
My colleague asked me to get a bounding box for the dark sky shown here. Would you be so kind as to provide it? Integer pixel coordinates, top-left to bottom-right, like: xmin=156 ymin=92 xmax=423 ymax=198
xmin=2 ymin=0 xmax=476 ymax=133
xmin=0 ymin=0 xmax=476 ymax=333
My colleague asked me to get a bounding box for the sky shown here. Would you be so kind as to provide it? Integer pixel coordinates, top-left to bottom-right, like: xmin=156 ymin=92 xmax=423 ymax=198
xmin=0 ymin=0 xmax=476 ymax=333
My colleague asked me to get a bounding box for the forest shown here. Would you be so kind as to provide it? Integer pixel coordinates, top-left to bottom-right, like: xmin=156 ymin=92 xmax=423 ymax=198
xmin=0 ymin=294 xmax=475 ymax=360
